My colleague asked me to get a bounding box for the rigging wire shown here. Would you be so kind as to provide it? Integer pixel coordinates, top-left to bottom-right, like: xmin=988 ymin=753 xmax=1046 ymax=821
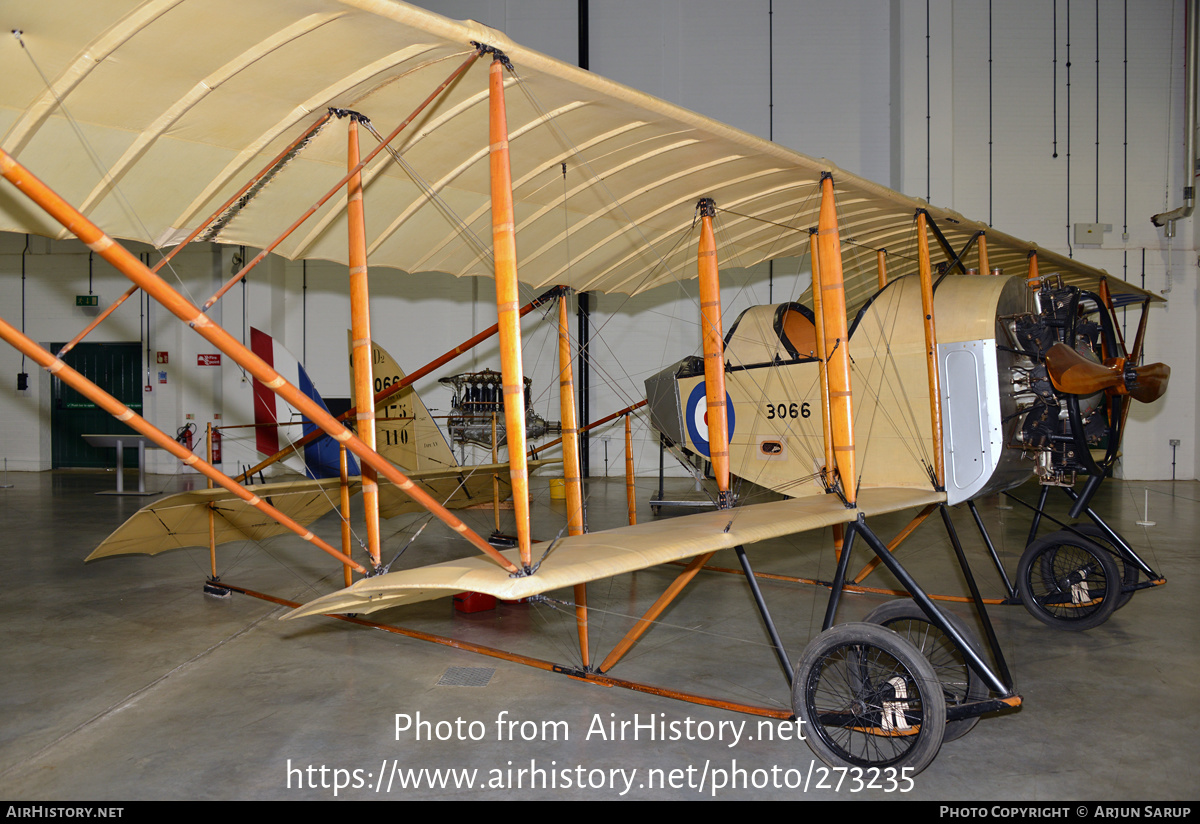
xmin=12 ymin=31 xmax=201 ymax=307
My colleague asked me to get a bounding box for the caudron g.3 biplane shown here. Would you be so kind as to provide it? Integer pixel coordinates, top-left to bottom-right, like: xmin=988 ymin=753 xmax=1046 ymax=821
xmin=0 ymin=0 xmax=1169 ymax=775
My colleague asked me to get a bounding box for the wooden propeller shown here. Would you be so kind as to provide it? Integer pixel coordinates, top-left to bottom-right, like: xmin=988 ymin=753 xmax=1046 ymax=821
xmin=1044 ymin=342 xmax=1169 ymax=403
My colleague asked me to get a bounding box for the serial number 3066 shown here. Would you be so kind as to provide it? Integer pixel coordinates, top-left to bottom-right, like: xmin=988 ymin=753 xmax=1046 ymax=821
xmin=763 ymin=401 xmax=811 ymax=420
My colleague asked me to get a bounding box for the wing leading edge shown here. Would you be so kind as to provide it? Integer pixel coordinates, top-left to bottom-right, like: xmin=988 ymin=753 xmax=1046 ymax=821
xmin=283 ymin=486 xmax=946 ymax=619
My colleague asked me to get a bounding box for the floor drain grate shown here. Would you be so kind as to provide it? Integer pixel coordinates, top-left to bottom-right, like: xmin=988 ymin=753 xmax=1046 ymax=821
xmin=437 ymin=666 xmax=495 ymax=687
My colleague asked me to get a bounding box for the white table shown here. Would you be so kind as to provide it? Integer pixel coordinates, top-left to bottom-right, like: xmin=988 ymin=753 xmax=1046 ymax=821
xmin=82 ymin=434 xmax=160 ymax=496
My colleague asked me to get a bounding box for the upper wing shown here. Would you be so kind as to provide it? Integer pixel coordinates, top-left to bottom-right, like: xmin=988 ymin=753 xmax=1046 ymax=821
xmin=284 ymin=486 xmax=945 ymax=618
xmin=0 ymin=0 xmax=1155 ymax=305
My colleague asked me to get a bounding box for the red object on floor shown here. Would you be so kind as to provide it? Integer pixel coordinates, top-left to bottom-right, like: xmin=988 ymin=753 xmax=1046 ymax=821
xmin=453 ymin=591 xmax=497 ymax=613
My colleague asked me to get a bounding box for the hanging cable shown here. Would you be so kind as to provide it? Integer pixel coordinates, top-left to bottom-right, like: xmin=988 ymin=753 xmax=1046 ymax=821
xmin=1066 ymin=0 xmax=1074 ymax=256
xmin=989 ymin=0 xmax=994 ymax=226
xmin=1096 ymin=0 xmax=1101 ymax=223
xmin=1053 ymin=0 xmax=1060 ymax=158
xmin=19 ymin=235 xmax=29 ymax=387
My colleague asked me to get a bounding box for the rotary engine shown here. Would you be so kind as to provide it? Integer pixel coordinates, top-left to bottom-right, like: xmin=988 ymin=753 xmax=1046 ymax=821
xmin=439 ymin=369 xmax=559 ymax=448
xmin=1006 ymin=280 xmax=1112 ymax=487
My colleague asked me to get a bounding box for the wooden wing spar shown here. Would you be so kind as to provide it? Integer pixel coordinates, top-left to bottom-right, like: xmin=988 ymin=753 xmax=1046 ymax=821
xmin=0 ymin=0 xmax=1157 ymax=306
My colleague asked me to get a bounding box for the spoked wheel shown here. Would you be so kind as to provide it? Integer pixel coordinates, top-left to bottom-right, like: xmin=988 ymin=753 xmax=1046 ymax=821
xmin=793 ymin=623 xmax=946 ymax=775
xmin=1067 ymin=524 xmax=1139 ymax=609
xmin=862 ymin=601 xmax=987 ymax=742
xmin=1017 ymin=531 xmax=1122 ymax=630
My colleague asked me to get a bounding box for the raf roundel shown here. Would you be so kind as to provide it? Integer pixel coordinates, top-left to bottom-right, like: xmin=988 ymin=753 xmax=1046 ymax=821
xmin=685 ymin=381 xmax=736 ymax=458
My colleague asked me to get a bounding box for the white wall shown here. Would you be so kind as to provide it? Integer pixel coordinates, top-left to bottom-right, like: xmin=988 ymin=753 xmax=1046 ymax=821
xmin=0 ymin=0 xmax=1194 ymax=481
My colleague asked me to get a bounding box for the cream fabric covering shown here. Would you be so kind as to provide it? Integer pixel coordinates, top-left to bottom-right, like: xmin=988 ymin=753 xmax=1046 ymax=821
xmin=0 ymin=0 xmax=1156 ymax=305
xmin=285 ymin=486 xmax=945 ymax=617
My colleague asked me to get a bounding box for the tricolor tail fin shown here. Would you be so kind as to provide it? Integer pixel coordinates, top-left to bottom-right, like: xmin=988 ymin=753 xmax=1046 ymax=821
xmin=250 ymin=327 xmax=357 ymax=480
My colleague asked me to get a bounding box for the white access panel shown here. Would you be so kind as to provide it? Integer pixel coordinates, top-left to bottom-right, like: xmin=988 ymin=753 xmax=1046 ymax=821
xmin=939 ymin=340 xmax=1003 ymax=506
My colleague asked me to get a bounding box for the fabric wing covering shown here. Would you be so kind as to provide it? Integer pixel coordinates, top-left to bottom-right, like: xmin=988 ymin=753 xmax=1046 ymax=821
xmin=0 ymin=0 xmax=1156 ymax=307
xmin=87 ymin=478 xmax=352 ymax=559
xmin=285 ymin=487 xmax=945 ymax=618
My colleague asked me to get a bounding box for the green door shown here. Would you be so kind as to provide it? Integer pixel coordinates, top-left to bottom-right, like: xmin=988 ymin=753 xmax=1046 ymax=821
xmin=50 ymin=342 xmax=144 ymax=468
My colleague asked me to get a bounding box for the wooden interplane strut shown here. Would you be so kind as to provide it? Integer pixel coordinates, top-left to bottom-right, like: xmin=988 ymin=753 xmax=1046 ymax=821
xmin=814 ymin=175 xmax=856 ymax=504
xmin=556 ymin=295 xmax=589 ymax=667
xmin=808 ymin=231 xmax=836 ymax=488
xmin=915 ymin=210 xmax=945 ymax=489
xmin=696 ymin=198 xmax=732 ymax=507
xmin=488 ymin=55 xmax=533 ymax=569
xmin=346 ymin=116 xmax=382 ymax=568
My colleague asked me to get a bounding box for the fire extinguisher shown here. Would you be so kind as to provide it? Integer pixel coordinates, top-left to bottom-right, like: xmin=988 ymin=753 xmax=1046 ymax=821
xmin=175 ymin=423 xmax=196 ymax=451
xmin=211 ymin=426 xmax=222 ymax=464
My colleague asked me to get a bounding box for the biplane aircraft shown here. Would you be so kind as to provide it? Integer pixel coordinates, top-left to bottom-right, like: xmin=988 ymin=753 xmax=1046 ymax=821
xmin=0 ymin=0 xmax=1171 ymax=775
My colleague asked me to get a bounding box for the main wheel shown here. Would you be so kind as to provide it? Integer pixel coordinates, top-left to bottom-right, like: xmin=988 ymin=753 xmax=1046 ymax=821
xmin=1017 ymin=531 xmax=1121 ymax=630
xmin=862 ymin=601 xmax=988 ymax=742
xmin=1068 ymin=524 xmax=1139 ymax=609
xmin=793 ymin=623 xmax=946 ymax=775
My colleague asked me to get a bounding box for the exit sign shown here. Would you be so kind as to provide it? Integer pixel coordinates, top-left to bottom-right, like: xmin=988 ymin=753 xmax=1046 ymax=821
xmin=76 ymin=295 xmax=98 ymax=307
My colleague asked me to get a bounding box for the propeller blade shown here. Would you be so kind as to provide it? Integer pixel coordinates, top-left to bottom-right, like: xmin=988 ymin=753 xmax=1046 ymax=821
xmin=1044 ymin=342 xmax=1121 ymax=395
xmin=1128 ymin=362 xmax=1170 ymax=403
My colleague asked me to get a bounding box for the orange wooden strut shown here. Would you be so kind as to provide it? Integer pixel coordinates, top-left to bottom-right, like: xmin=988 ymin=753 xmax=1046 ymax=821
xmin=696 ymin=198 xmax=732 ymax=507
xmin=915 ymin=210 xmax=945 ymax=489
xmin=339 ymin=445 xmax=353 ymax=587
xmin=876 ymin=248 xmax=888 ymax=290
xmin=815 ymin=174 xmax=856 ymax=505
xmin=0 ymin=148 xmax=516 ymax=574
xmin=488 ymin=56 xmax=533 ymax=569
xmin=207 ymin=421 xmax=217 ymax=578
xmin=977 ymin=232 xmax=990 ymax=276
xmin=808 ymin=230 xmax=836 ymax=489
xmin=346 ymin=117 xmax=382 ymax=567
xmin=557 ymin=295 xmax=588 ymax=667
xmin=598 ymin=551 xmax=716 ymax=674
xmin=624 ymin=413 xmax=636 ymax=526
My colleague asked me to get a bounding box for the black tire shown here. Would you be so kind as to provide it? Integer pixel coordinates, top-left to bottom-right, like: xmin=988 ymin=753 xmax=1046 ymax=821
xmin=1017 ymin=531 xmax=1122 ymax=630
xmin=793 ymin=623 xmax=946 ymax=775
xmin=1067 ymin=524 xmax=1138 ymax=609
xmin=862 ymin=600 xmax=988 ymax=742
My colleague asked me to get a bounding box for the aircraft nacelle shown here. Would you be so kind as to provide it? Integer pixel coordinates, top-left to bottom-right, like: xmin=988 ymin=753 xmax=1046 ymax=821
xmin=647 ymin=274 xmax=1063 ymax=506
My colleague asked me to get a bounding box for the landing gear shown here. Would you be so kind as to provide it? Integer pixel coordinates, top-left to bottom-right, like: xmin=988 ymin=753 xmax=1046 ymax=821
xmin=1016 ymin=530 xmax=1122 ymax=631
xmin=793 ymin=623 xmax=946 ymax=775
xmin=862 ymin=601 xmax=987 ymax=742
xmin=1068 ymin=524 xmax=1139 ymax=609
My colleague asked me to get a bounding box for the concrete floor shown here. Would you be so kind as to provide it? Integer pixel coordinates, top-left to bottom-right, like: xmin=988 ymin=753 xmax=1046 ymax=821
xmin=1 ymin=470 xmax=1197 ymax=800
